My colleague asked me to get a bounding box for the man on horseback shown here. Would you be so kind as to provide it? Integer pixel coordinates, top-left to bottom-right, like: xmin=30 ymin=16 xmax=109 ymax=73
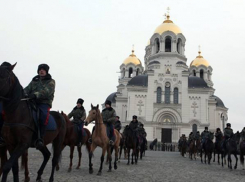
xmin=114 ymin=116 xmax=122 ymax=132
xmin=68 ymin=98 xmax=86 ymax=147
xmin=195 ymin=131 xmax=201 ymax=140
xmin=215 ymin=128 xmax=223 ymax=142
xmin=241 ymin=127 xmax=245 ymax=142
xmin=188 ymin=132 xmax=194 ymax=146
xmin=24 ymin=64 xmax=55 ymax=149
xmin=223 ymin=123 xmax=233 ymax=150
xmin=201 ymin=127 xmax=210 ymax=149
xmin=129 ymin=115 xmax=140 ymax=144
xmin=102 ymin=100 xmax=116 ymax=146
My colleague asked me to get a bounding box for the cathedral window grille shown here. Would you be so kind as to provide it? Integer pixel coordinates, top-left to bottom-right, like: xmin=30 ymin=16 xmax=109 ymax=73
xmin=193 ymin=70 xmax=196 ymax=76
xmin=154 ymin=38 xmax=160 ymax=53
xmin=174 ymin=88 xmax=178 ymax=104
xmin=165 ymin=82 xmax=171 ymax=104
xmin=192 ymin=124 xmax=197 ymax=135
xmin=129 ymin=67 xmax=133 ymax=78
xmin=165 ymin=37 xmax=172 ymax=52
xmin=177 ymin=38 xmax=182 ymax=54
xmin=200 ymin=69 xmax=204 ymax=79
xmin=156 ymin=87 xmax=162 ymax=103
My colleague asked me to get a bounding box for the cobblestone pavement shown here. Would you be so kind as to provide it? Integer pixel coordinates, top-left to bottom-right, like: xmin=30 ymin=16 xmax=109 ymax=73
xmin=5 ymin=146 xmax=245 ymax=182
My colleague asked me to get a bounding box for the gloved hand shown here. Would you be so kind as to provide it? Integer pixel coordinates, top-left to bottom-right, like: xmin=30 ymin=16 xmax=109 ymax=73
xmin=29 ymin=94 xmax=36 ymax=100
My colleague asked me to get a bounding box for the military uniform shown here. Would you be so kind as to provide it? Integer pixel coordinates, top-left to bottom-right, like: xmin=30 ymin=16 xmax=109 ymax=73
xmin=215 ymin=131 xmax=223 ymax=142
xmin=24 ymin=64 xmax=55 ymax=149
xmin=102 ymin=106 xmax=116 ymax=142
xmin=224 ymin=127 xmax=233 ymax=139
xmin=195 ymin=132 xmax=201 ymax=140
xmin=114 ymin=118 xmax=122 ymax=132
xmin=241 ymin=128 xmax=245 ymax=141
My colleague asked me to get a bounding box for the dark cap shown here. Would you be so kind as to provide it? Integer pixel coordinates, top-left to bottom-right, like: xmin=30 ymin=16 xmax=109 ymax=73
xmin=37 ymin=64 xmax=49 ymax=74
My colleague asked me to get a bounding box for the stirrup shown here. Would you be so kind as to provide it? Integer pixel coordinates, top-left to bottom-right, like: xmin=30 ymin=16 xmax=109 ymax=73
xmin=88 ymin=138 xmax=92 ymax=144
xmin=35 ymin=139 xmax=44 ymax=150
xmin=109 ymin=140 xmax=114 ymax=146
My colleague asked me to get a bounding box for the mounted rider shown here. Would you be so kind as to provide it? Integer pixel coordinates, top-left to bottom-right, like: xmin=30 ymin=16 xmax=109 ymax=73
xmin=188 ymin=132 xmax=194 ymax=145
xmin=240 ymin=127 xmax=245 ymax=142
xmin=138 ymin=123 xmax=147 ymax=138
xmin=102 ymin=100 xmax=116 ymax=146
xmin=68 ymin=98 xmax=86 ymax=147
xmin=223 ymin=123 xmax=233 ymax=150
xmin=195 ymin=131 xmax=201 ymax=140
xmin=215 ymin=128 xmax=223 ymax=142
xmin=24 ymin=64 xmax=55 ymax=149
xmin=0 ymin=62 xmax=14 ymax=146
xmin=129 ymin=115 xmax=139 ymax=143
xmin=114 ymin=116 xmax=122 ymax=132
xmin=201 ymin=127 xmax=210 ymax=148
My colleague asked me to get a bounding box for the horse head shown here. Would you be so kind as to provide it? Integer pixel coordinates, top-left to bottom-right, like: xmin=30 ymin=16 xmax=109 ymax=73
xmin=84 ymin=104 xmax=100 ymax=126
xmin=0 ymin=63 xmax=17 ymax=99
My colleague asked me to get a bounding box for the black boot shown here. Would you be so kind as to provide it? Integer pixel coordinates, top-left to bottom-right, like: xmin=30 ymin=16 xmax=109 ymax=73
xmin=36 ymin=125 xmax=46 ymax=150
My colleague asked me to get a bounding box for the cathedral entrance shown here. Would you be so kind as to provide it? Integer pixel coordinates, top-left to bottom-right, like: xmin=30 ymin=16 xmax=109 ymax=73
xmin=161 ymin=128 xmax=172 ymax=143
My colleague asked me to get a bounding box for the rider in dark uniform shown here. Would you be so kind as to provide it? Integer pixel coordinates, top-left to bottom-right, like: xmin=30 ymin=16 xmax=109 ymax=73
xmin=201 ymin=127 xmax=210 ymax=148
xmin=68 ymin=98 xmax=86 ymax=147
xmin=215 ymin=128 xmax=223 ymax=149
xmin=223 ymin=123 xmax=233 ymax=150
xmin=188 ymin=132 xmax=194 ymax=146
xmin=24 ymin=64 xmax=55 ymax=149
xmin=102 ymin=100 xmax=116 ymax=146
xmin=114 ymin=116 xmax=122 ymax=132
xmin=195 ymin=131 xmax=201 ymax=140
xmin=129 ymin=115 xmax=139 ymax=143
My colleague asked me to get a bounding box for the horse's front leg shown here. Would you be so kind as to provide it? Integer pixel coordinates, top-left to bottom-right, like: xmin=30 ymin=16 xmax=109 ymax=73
xmin=234 ymin=154 xmax=238 ymax=169
xmin=22 ymin=150 xmax=30 ymax=182
xmin=114 ymin=146 xmax=119 ymax=170
xmin=107 ymin=146 xmax=112 ymax=172
xmin=68 ymin=146 xmax=75 ymax=172
xmin=127 ymin=148 xmax=130 ymax=165
xmin=97 ymin=147 xmax=106 ymax=175
xmin=76 ymin=146 xmax=82 ymax=169
xmin=213 ymin=150 xmax=215 ymax=162
xmin=89 ymin=143 xmax=96 ymax=174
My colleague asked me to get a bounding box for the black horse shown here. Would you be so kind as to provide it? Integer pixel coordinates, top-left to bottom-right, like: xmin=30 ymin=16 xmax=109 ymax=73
xmin=139 ymin=136 xmax=147 ymax=159
xmin=201 ymin=133 xmax=214 ymax=164
xmin=240 ymin=135 xmax=245 ymax=170
xmin=213 ymin=135 xmax=224 ymax=165
xmin=123 ymin=126 xmax=138 ymax=165
xmin=222 ymin=132 xmax=239 ymax=169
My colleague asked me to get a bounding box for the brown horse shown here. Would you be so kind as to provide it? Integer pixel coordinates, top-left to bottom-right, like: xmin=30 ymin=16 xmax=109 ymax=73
xmin=84 ymin=104 xmax=120 ymax=175
xmin=57 ymin=112 xmax=91 ymax=172
xmin=189 ymin=140 xmax=197 ymax=160
xmin=0 ymin=64 xmax=66 ymax=182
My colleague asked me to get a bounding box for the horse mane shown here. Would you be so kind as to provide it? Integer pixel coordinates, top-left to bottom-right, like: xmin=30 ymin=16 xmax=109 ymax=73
xmin=60 ymin=111 xmax=70 ymax=123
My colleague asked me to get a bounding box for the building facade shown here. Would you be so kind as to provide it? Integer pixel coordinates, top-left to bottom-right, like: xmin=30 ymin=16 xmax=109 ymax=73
xmin=104 ymin=14 xmax=228 ymax=143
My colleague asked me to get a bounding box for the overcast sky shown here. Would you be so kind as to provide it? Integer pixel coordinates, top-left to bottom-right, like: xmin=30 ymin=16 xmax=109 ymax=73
xmin=0 ymin=0 xmax=244 ymax=132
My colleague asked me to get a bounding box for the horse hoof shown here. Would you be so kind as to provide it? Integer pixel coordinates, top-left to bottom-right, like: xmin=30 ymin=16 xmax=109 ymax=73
xmin=89 ymin=169 xmax=93 ymax=174
xmin=127 ymin=163 xmax=129 ymax=165
xmin=25 ymin=177 xmax=30 ymax=182
xmin=36 ymin=179 xmax=42 ymax=182
xmin=97 ymin=171 xmax=102 ymax=175
xmin=114 ymin=165 xmax=117 ymax=170
xmin=234 ymin=166 xmax=237 ymax=170
xmin=68 ymin=168 xmax=72 ymax=172
xmin=76 ymin=166 xmax=80 ymax=170
xmin=107 ymin=169 xmax=112 ymax=172
xmin=56 ymin=166 xmax=60 ymax=171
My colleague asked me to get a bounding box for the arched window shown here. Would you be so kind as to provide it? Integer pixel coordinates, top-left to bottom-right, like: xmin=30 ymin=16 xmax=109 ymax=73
xmin=122 ymin=68 xmax=125 ymax=78
xmin=193 ymin=70 xmax=196 ymax=76
xmin=192 ymin=124 xmax=197 ymax=135
xmin=157 ymin=87 xmax=162 ymax=103
xmin=200 ymin=69 xmax=204 ymax=79
xmin=154 ymin=38 xmax=160 ymax=53
xmin=207 ymin=70 xmax=210 ymax=80
xmin=174 ymin=88 xmax=178 ymax=104
xmin=165 ymin=37 xmax=172 ymax=52
xmin=177 ymin=38 xmax=182 ymax=54
xmin=129 ymin=67 xmax=133 ymax=78
xmin=136 ymin=68 xmax=139 ymax=76
xmin=165 ymin=82 xmax=171 ymax=104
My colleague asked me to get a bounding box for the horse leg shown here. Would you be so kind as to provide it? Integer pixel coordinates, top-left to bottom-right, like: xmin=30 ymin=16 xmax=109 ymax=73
xmin=2 ymin=144 xmax=29 ymax=182
xmin=36 ymin=146 xmax=51 ymax=182
xmin=11 ymin=159 xmax=19 ymax=182
xmin=200 ymin=150 xmax=203 ymax=163
xmin=213 ymin=150 xmax=215 ymax=162
xmin=107 ymin=146 xmax=113 ymax=172
xmin=218 ymin=153 xmax=220 ymax=165
xmin=68 ymin=146 xmax=75 ymax=172
xmin=241 ymin=153 xmax=244 ymax=170
xmin=228 ymin=153 xmax=232 ymax=169
xmin=22 ymin=150 xmax=30 ymax=182
xmin=76 ymin=146 xmax=82 ymax=169
xmin=0 ymin=147 xmax=7 ymax=177
xmin=56 ymin=144 xmax=65 ymax=171
xmin=89 ymin=143 xmax=96 ymax=174
xmin=204 ymin=152 xmax=207 ymax=164
xmin=234 ymin=154 xmax=238 ymax=169
xmin=131 ymin=148 xmax=134 ymax=165
xmin=97 ymin=147 xmax=106 ymax=175
xmin=118 ymin=144 xmax=123 ymax=162
xmin=114 ymin=146 xmax=119 ymax=170
xmin=127 ymin=148 xmax=130 ymax=165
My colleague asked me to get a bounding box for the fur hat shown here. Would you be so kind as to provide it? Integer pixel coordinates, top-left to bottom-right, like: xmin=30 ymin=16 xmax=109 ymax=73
xmin=226 ymin=123 xmax=231 ymax=127
xmin=116 ymin=116 xmax=120 ymax=119
xmin=132 ymin=115 xmax=137 ymax=119
xmin=105 ymin=100 xmax=111 ymax=106
xmin=37 ymin=64 xmax=49 ymax=74
xmin=216 ymin=128 xmax=221 ymax=131
xmin=1 ymin=62 xmax=11 ymax=67
xmin=205 ymin=127 xmax=208 ymax=130
xmin=77 ymin=98 xmax=84 ymax=105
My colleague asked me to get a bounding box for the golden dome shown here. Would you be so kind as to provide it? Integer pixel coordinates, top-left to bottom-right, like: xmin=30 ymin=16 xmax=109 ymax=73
xmin=123 ymin=50 xmax=141 ymax=65
xmin=190 ymin=51 xmax=210 ymax=67
xmin=154 ymin=15 xmax=182 ymax=35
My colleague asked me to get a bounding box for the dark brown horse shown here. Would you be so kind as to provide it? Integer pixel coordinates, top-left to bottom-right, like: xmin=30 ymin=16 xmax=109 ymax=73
xmin=84 ymin=104 xmax=120 ymax=175
xmin=57 ymin=112 xmax=91 ymax=172
xmin=0 ymin=64 xmax=66 ymax=182
xmin=189 ymin=140 xmax=197 ymax=160
xmin=240 ymin=137 xmax=245 ymax=170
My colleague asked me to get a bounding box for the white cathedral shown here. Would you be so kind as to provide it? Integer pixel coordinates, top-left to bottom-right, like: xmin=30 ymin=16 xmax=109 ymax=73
xmin=104 ymin=13 xmax=228 ymax=143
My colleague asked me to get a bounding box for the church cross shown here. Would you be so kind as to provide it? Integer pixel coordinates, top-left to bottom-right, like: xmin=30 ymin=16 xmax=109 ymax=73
xmin=191 ymin=102 xmax=198 ymax=117
xmin=137 ymin=100 xmax=144 ymax=115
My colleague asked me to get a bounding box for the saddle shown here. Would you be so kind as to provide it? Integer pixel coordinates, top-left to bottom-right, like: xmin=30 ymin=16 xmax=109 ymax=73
xmin=73 ymin=123 xmax=86 ymax=137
